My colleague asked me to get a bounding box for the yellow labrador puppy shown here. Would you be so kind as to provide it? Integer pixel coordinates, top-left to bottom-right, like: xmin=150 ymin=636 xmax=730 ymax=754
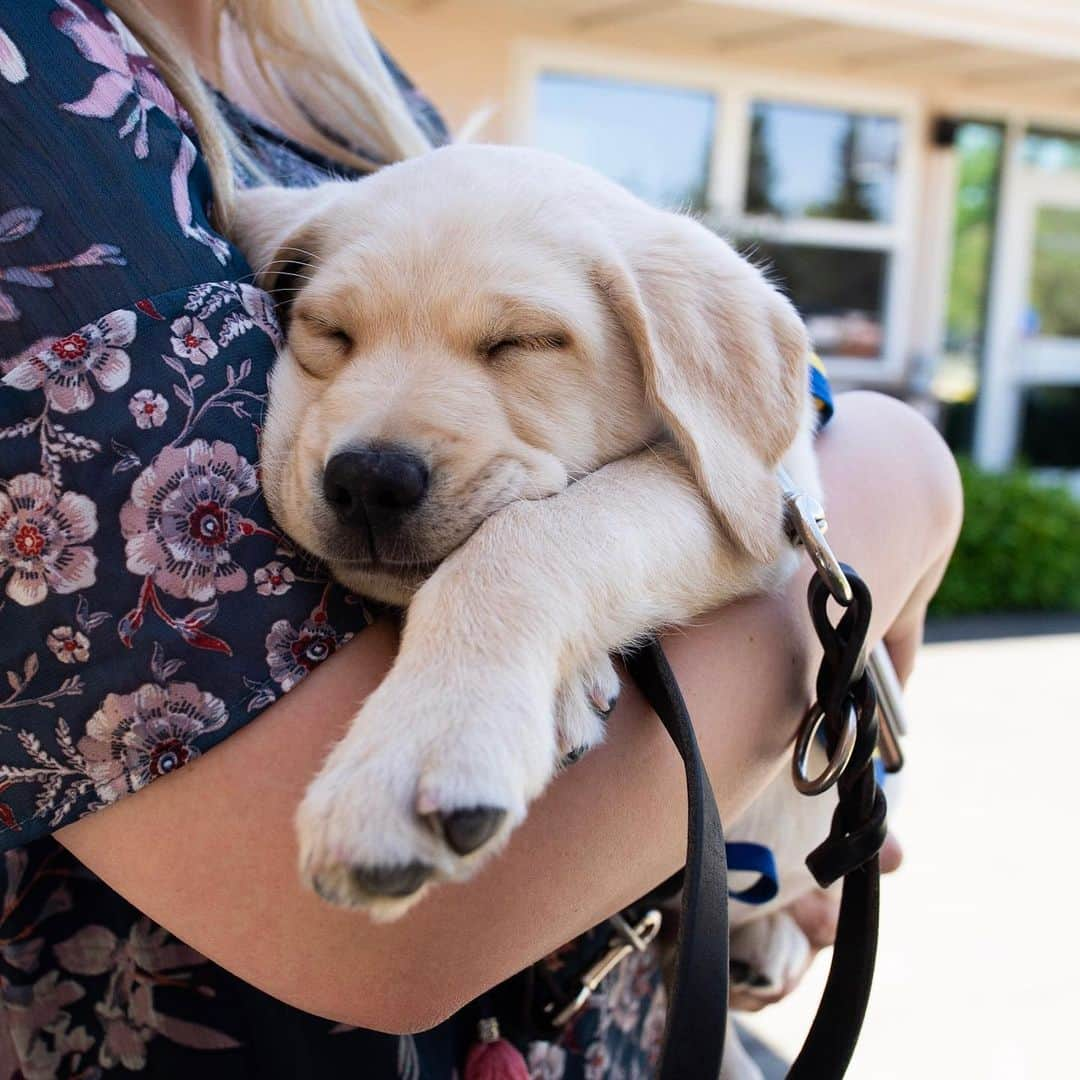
xmin=233 ymin=145 xmax=824 ymax=926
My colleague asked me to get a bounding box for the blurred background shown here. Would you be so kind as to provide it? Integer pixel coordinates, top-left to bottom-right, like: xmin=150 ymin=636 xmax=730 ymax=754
xmin=370 ymin=0 xmax=1080 ymax=621
xmin=366 ymin=2 xmax=1078 ymax=1075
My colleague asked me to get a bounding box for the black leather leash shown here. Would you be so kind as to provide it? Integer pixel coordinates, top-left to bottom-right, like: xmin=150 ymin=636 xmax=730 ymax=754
xmin=622 ymin=559 xmax=890 ymax=1080
xmin=624 ymin=639 xmax=730 ymax=1080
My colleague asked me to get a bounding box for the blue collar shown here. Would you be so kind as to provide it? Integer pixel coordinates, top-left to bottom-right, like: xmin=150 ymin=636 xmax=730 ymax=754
xmin=809 ymin=354 xmax=834 ymax=430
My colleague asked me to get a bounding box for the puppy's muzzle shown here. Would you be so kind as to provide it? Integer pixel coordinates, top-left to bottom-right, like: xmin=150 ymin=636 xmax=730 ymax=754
xmin=323 ymin=444 xmax=429 ymax=533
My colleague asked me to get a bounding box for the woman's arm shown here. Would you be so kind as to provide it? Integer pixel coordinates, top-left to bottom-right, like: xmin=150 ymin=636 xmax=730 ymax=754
xmin=57 ymin=391 xmax=962 ymax=1034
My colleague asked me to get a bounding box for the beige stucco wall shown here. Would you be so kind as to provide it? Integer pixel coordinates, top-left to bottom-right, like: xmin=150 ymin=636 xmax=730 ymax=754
xmin=367 ymin=4 xmax=602 ymax=142
xmin=366 ymin=0 xmax=1080 ymax=139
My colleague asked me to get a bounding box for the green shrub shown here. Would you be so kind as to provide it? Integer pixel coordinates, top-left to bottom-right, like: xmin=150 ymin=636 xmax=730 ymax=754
xmin=930 ymin=459 xmax=1080 ymax=616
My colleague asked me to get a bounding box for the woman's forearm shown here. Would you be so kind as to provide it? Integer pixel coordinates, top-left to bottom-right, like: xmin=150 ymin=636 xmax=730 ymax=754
xmin=56 ymin=391 xmax=961 ymax=1033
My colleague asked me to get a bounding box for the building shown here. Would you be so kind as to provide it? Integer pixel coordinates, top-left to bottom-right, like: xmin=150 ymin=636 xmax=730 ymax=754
xmin=368 ymin=0 xmax=1080 ymax=473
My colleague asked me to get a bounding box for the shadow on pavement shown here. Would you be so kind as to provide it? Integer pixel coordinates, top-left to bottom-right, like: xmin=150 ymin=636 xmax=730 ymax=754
xmin=925 ymin=612 xmax=1080 ymax=643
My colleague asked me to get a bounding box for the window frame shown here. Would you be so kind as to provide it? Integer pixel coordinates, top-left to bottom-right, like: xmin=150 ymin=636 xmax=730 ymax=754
xmin=511 ymin=40 xmax=922 ymax=382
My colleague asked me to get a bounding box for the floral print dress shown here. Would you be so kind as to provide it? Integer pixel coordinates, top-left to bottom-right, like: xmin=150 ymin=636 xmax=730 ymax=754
xmin=0 ymin=3 xmax=667 ymax=1077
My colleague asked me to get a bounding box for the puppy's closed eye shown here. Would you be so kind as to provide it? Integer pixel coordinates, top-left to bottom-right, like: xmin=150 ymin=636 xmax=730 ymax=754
xmin=481 ymin=332 xmax=569 ymax=362
xmin=321 ymin=326 xmax=354 ymax=352
xmin=289 ymin=314 xmax=354 ymax=378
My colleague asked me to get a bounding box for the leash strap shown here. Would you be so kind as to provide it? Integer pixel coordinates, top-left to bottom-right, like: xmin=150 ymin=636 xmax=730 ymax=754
xmin=623 ymin=640 xmax=729 ymax=1080
xmin=623 ymin=561 xmax=889 ymax=1080
xmin=789 ymin=567 xmax=887 ymax=1078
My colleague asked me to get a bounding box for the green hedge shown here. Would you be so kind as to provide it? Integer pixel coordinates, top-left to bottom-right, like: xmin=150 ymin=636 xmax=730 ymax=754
xmin=930 ymin=459 xmax=1080 ymax=616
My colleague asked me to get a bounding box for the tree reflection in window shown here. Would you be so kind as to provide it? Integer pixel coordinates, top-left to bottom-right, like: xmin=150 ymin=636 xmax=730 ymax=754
xmin=746 ymin=101 xmax=900 ymax=223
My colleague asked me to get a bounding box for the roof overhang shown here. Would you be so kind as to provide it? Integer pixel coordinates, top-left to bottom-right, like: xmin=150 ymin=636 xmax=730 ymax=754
xmin=418 ymin=0 xmax=1080 ymax=121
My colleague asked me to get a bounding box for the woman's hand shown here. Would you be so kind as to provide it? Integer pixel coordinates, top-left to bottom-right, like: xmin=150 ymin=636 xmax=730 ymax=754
xmin=730 ymin=832 xmax=904 ymax=1012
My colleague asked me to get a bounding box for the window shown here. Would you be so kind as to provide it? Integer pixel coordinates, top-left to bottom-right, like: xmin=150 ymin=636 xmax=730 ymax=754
xmin=1023 ymin=130 xmax=1080 ymax=173
xmin=528 ymin=66 xmax=909 ymax=369
xmin=531 ymin=72 xmax=715 ymax=211
xmin=735 ymin=100 xmax=903 ymax=363
xmin=751 ymin=242 xmax=887 ymax=358
xmin=936 ymin=122 xmax=1004 ymax=455
xmin=1029 ymin=206 xmax=1080 ymax=337
xmin=1020 ymin=386 xmax=1080 ymax=468
xmin=746 ymin=101 xmax=900 ymax=223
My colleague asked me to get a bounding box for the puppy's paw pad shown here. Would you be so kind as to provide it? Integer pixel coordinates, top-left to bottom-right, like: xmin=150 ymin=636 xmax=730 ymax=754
xmin=427 ymin=805 xmax=507 ymax=855
xmin=349 ymin=861 xmax=434 ymax=898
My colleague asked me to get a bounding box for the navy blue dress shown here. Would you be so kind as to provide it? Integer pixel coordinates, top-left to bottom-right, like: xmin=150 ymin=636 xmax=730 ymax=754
xmin=0 ymin=2 xmax=667 ymax=1076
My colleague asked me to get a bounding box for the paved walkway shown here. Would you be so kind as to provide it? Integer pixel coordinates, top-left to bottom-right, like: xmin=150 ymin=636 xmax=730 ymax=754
xmin=740 ymin=630 xmax=1080 ymax=1079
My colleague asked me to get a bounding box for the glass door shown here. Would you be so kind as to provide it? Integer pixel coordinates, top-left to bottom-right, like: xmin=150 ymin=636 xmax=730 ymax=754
xmin=1014 ymin=173 xmax=1080 ymax=468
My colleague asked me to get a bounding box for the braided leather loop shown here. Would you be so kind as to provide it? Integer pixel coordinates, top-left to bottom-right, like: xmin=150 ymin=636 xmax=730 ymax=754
xmin=803 ymin=566 xmax=888 ymax=887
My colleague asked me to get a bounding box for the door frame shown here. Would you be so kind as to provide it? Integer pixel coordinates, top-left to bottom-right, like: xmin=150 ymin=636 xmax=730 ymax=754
xmin=975 ymin=123 xmax=1080 ymax=469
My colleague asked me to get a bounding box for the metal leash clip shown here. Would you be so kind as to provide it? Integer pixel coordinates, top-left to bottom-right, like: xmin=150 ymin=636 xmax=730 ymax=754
xmin=548 ymin=910 xmax=663 ymax=1028
xmin=777 ymin=467 xmax=907 ymax=792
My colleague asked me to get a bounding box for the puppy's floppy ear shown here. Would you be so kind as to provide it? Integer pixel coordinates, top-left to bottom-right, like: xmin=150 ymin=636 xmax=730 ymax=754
xmin=597 ymin=212 xmax=809 ymax=562
xmin=230 ymin=184 xmax=342 ymax=330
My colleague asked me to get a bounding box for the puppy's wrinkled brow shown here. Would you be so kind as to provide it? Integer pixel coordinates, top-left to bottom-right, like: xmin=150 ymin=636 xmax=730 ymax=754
xmin=478 ymin=295 xmax=571 ymax=350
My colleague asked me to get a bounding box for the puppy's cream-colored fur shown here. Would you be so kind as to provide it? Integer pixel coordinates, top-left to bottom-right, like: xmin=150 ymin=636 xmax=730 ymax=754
xmin=233 ymin=146 xmax=826 ymax=933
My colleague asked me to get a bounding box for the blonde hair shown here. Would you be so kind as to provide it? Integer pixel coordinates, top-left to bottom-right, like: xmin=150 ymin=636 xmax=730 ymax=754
xmin=108 ymin=0 xmax=433 ymax=230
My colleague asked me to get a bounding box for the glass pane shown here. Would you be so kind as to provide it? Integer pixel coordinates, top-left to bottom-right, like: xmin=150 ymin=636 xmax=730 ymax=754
xmin=1028 ymin=206 xmax=1080 ymax=337
xmin=1019 ymin=386 xmax=1080 ymax=468
xmin=938 ymin=122 xmax=1004 ymax=455
xmin=532 ymin=72 xmax=715 ymax=210
xmin=751 ymin=241 xmax=888 ymax=359
xmin=1022 ymin=131 xmax=1080 ymax=173
xmin=746 ymin=101 xmax=900 ymax=223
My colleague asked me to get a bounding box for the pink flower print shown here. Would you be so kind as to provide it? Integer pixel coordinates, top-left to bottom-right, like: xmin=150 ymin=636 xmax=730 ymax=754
xmin=640 ymin=984 xmax=666 ymax=1066
xmin=47 ymin=626 xmax=90 ymax=664
xmin=128 ymin=389 xmax=168 ymax=429
xmin=528 ymin=1042 xmax=568 ymax=1080
xmin=583 ymin=1040 xmax=611 ymax=1080
xmin=0 ymin=25 xmax=27 ymax=84
xmin=120 ymin=440 xmax=256 ymax=602
xmin=0 ymin=474 xmax=97 ymax=606
xmin=254 ymin=561 xmax=295 ymax=597
xmin=606 ymin=950 xmax=651 ymax=1034
xmin=239 ymin=284 xmax=283 ymax=346
xmin=169 ymin=315 xmax=218 ymax=365
xmin=0 ymin=206 xmax=125 ymax=323
xmin=4 ymin=971 xmax=86 ymax=1071
xmin=78 ymin=681 xmax=227 ymax=803
xmin=3 ymin=309 xmax=135 ymax=413
xmin=266 ymin=611 xmax=350 ymax=691
xmin=52 ymin=0 xmax=186 ymax=158
xmin=96 ymin=1006 xmax=150 ymax=1072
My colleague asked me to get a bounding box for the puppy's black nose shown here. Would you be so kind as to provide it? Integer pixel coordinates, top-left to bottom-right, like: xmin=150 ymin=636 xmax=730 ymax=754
xmin=323 ymin=446 xmax=429 ymax=527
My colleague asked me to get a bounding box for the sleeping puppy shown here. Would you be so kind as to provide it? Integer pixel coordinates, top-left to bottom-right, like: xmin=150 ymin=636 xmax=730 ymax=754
xmin=232 ymin=146 xmax=832 ymax=950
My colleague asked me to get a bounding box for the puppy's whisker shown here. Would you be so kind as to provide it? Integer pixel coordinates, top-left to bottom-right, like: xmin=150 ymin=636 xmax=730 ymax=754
xmin=274 ymin=245 xmax=323 ymax=262
xmin=261 ymin=262 xmax=319 ymax=276
xmin=258 ymin=270 xmax=319 ymax=287
xmin=255 ymin=259 xmax=321 ymax=282
xmin=253 ymin=256 xmax=321 ymax=282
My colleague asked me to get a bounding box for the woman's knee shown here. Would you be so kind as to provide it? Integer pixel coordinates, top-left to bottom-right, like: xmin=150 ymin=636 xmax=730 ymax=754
xmin=828 ymin=391 xmax=963 ymax=559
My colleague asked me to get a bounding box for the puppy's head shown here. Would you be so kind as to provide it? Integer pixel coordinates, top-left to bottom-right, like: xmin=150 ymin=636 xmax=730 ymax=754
xmin=234 ymin=145 xmax=808 ymax=603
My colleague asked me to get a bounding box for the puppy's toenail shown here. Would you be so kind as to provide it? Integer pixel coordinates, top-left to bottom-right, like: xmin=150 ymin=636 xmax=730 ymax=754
xmin=312 ymin=874 xmax=339 ymax=904
xmin=588 ymin=687 xmax=617 ymax=715
xmin=349 ymin=861 xmax=433 ymax=897
xmin=563 ymin=745 xmax=590 ymax=765
xmin=438 ymin=806 xmax=505 ymax=855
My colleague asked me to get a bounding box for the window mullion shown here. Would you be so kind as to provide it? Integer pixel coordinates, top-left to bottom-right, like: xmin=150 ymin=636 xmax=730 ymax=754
xmin=712 ymin=85 xmax=750 ymax=221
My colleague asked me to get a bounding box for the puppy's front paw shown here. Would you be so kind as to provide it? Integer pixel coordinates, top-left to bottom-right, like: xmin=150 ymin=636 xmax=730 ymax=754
xmin=295 ymin=660 xmax=561 ymax=919
xmin=555 ymin=652 xmax=621 ymax=764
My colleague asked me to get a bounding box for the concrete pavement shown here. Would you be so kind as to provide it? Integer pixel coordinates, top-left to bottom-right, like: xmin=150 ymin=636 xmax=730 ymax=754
xmin=740 ymin=630 xmax=1080 ymax=1079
